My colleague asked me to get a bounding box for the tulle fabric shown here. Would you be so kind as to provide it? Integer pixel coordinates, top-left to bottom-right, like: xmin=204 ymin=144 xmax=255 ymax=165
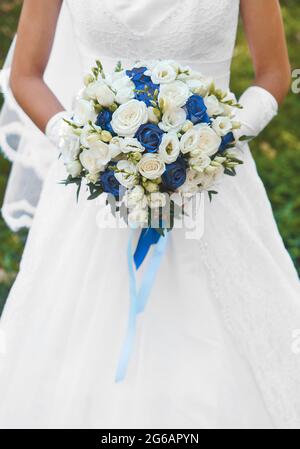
xmin=0 ymin=3 xmax=81 ymax=230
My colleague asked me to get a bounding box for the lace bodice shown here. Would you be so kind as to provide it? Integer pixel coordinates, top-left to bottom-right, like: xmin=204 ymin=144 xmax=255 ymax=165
xmin=65 ymin=0 xmax=240 ymax=86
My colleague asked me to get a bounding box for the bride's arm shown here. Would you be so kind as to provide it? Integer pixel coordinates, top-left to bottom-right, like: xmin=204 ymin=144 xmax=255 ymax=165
xmin=241 ymin=0 xmax=290 ymax=104
xmin=10 ymin=0 xmax=64 ymax=132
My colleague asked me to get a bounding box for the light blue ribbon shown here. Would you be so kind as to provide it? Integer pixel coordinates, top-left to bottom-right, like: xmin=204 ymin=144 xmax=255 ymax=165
xmin=115 ymin=229 xmax=169 ymax=383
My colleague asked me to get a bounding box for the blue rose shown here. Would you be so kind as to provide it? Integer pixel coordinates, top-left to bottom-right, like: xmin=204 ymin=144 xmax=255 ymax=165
xmin=135 ymin=123 xmax=164 ymax=153
xmin=186 ymin=95 xmax=210 ymax=125
xmin=126 ymin=67 xmax=159 ymax=106
xmin=126 ymin=67 xmax=149 ymax=85
xmin=162 ymin=158 xmax=187 ymax=191
xmin=100 ymin=169 xmax=121 ymax=198
xmin=96 ymin=109 xmax=114 ymax=133
xmin=219 ymin=132 xmax=235 ymax=152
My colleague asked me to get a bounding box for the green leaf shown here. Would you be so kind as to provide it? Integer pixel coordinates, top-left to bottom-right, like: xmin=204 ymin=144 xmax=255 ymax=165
xmin=239 ymin=135 xmax=255 ymax=142
xmin=208 ymin=190 xmax=218 ymax=202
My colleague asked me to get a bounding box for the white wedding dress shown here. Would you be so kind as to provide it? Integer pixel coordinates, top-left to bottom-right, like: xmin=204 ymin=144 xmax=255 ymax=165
xmin=0 ymin=0 xmax=300 ymax=430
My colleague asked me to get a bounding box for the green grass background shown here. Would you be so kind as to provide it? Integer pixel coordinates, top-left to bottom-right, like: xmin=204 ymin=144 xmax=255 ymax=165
xmin=0 ymin=0 xmax=299 ymax=312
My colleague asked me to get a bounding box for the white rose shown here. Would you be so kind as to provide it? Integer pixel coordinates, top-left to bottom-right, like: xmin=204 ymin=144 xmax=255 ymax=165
xmin=111 ymin=100 xmax=148 ymax=137
xmin=121 ymin=137 xmax=144 ymax=154
xmin=115 ymin=160 xmax=138 ymax=189
xmin=73 ymin=99 xmax=97 ymax=126
xmin=79 ymin=143 xmax=110 ymax=175
xmin=137 ymin=153 xmax=166 ymax=180
xmin=147 ymin=192 xmax=167 ymax=209
xmin=180 ymin=127 xmax=201 ymax=154
xmin=159 ymin=108 xmax=186 ymax=133
xmin=150 ymin=61 xmax=177 ymax=84
xmin=189 ymin=154 xmax=211 ymax=173
xmin=158 ymin=132 xmax=180 ymax=164
xmin=66 ymin=160 xmax=82 ymax=178
xmin=109 ymin=136 xmax=123 ymax=158
xmin=212 ymin=116 xmax=233 ymax=137
xmin=159 ymin=81 xmax=190 ymax=109
xmin=195 ymin=124 xmax=222 ymax=156
xmin=204 ymin=95 xmax=224 ymax=117
xmin=59 ymin=134 xmax=81 ymax=163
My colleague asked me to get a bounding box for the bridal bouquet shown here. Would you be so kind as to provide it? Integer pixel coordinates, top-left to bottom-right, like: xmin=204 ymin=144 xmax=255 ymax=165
xmin=59 ymin=60 xmax=244 ymax=232
xmin=58 ymin=60 xmax=245 ymax=381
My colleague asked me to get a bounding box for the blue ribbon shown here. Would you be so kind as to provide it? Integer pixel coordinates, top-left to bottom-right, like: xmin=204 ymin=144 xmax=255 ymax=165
xmin=115 ymin=229 xmax=169 ymax=383
xmin=133 ymin=227 xmax=161 ymax=270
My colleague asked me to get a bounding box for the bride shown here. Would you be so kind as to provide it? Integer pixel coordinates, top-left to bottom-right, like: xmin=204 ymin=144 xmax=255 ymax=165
xmin=0 ymin=0 xmax=299 ymax=430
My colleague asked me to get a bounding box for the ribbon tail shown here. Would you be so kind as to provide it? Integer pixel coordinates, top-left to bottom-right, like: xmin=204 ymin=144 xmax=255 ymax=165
xmin=115 ymin=232 xmax=138 ymax=383
xmin=115 ymin=229 xmax=169 ymax=383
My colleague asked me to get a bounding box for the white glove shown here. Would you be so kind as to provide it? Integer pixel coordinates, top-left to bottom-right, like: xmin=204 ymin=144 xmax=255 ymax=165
xmin=234 ymin=86 xmax=278 ymax=141
xmin=45 ymin=111 xmax=71 ymax=148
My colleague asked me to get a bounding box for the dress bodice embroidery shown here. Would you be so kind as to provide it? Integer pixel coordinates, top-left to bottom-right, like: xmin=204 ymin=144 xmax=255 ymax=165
xmin=65 ymin=0 xmax=240 ymax=84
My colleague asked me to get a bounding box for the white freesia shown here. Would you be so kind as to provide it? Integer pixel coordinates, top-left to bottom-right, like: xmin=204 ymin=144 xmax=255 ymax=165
xmin=73 ymin=99 xmax=97 ymax=126
xmin=79 ymin=124 xmax=101 ymax=147
xmin=109 ymin=136 xmax=123 ymax=158
xmin=79 ymin=140 xmax=111 ymax=175
xmin=150 ymin=61 xmax=177 ymax=84
xmin=121 ymin=138 xmax=144 ymax=154
xmin=110 ymin=73 xmax=135 ymax=104
xmin=66 ymin=160 xmax=82 ymax=178
xmin=125 ymin=186 xmax=147 ymax=210
xmin=158 ymin=132 xmax=180 ymax=164
xmin=148 ymin=192 xmax=167 ymax=209
xmin=159 ymin=80 xmax=190 ymax=109
xmin=189 ymin=154 xmax=211 ymax=173
xmin=178 ymin=169 xmax=203 ymax=195
xmin=159 ymin=108 xmax=186 ymax=133
xmin=199 ymin=165 xmax=225 ymax=190
xmin=182 ymin=73 xmax=212 ymax=96
xmin=128 ymin=208 xmax=148 ymax=227
xmin=111 ymin=99 xmax=148 ymax=137
xmin=84 ymin=80 xmax=103 ymax=99
xmin=96 ymin=84 xmax=115 ymax=107
xmin=59 ymin=134 xmax=81 ymax=163
xmin=115 ymin=160 xmax=138 ymax=189
xmin=204 ymin=95 xmax=224 ymax=117
xmin=137 ymin=153 xmax=166 ymax=180
xmin=212 ymin=116 xmax=233 ymax=136
xmin=84 ymin=79 xmax=115 ymax=107
xmin=148 ymin=107 xmax=160 ymax=124
xmin=195 ymin=124 xmax=222 ymax=156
